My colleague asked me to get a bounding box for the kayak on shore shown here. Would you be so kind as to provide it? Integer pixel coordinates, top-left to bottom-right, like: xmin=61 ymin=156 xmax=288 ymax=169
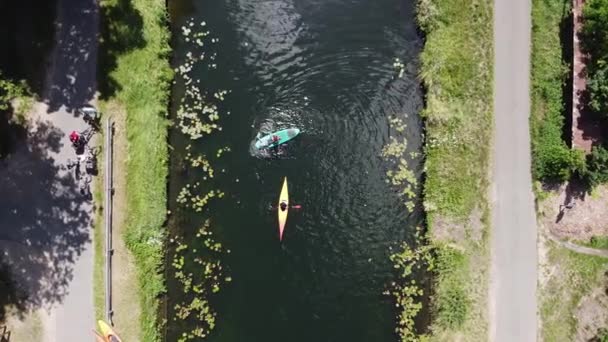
xmin=93 ymin=320 xmax=123 ymax=342
xmin=255 ymin=128 xmax=301 ymax=150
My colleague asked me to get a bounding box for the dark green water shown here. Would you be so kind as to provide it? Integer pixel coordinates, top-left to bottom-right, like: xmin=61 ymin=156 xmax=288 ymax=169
xmin=167 ymin=0 xmax=424 ymax=341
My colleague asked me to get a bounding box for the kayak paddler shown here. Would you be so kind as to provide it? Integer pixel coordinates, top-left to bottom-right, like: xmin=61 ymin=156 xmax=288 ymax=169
xmin=271 ymin=203 xmax=302 ymax=211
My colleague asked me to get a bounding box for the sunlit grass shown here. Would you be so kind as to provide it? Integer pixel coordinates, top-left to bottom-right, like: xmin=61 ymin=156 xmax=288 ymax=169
xmin=417 ymin=0 xmax=493 ymax=340
xmin=419 ymin=0 xmax=493 ymax=222
xmin=540 ymin=241 xmax=608 ymax=340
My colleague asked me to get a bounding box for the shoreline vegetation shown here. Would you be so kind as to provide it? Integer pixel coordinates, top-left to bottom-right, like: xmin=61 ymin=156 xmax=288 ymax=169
xmin=98 ymin=0 xmax=172 ymax=340
xmin=389 ymin=0 xmax=494 ymax=340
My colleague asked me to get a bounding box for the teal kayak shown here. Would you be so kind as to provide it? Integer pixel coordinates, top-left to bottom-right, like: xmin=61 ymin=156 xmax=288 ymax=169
xmin=255 ymin=128 xmax=301 ymax=150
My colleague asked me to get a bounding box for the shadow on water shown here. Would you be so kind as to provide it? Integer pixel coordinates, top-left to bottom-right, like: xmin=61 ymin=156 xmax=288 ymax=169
xmin=0 ymin=120 xmax=91 ymax=321
xmin=98 ymin=0 xmax=146 ymax=99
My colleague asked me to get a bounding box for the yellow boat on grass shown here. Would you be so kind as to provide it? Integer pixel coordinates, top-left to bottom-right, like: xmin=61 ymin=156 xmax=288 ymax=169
xmin=278 ymin=177 xmax=289 ymax=241
xmin=93 ymin=320 xmax=123 ymax=342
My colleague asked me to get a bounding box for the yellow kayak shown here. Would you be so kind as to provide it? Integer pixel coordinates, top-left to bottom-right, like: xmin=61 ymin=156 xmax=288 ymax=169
xmin=278 ymin=177 xmax=289 ymax=241
xmin=95 ymin=320 xmax=123 ymax=342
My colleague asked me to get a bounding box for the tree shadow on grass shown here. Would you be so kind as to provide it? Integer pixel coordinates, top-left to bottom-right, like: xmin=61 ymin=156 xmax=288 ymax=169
xmin=0 ymin=119 xmax=91 ymax=321
xmin=98 ymin=0 xmax=146 ymax=99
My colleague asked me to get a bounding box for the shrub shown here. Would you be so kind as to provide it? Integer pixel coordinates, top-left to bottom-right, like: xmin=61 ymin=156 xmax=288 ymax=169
xmin=584 ymin=145 xmax=608 ymax=187
xmin=534 ymin=143 xmax=586 ymax=181
xmin=581 ymin=0 xmax=608 ymax=62
xmin=587 ymin=62 xmax=608 ymax=116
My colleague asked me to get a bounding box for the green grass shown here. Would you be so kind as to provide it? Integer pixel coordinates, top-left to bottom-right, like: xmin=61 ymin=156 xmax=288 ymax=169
xmin=541 ymin=242 xmax=608 ymax=340
xmin=418 ymin=0 xmax=493 ymax=221
xmin=530 ymin=0 xmax=573 ymax=182
xmin=432 ymin=246 xmax=469 ymax=330
xmin=99 ymin=0 xmax=172 ymax=340
xmin=585 ymin=236 xmax=608 ymax=249
xmin=417 ymin=0 xmax=493 ymax=340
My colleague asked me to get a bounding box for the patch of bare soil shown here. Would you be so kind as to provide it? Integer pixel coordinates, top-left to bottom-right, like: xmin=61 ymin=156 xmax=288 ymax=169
xmin=574 ymin=283 xmax=608 ymax=341
xmin=539 ymin=182 xmax=608 ymax=241
xmin=107 ymin=101 xmax=141 ymax=341
xmin=431 ymin=206 xmax=484 ymax=245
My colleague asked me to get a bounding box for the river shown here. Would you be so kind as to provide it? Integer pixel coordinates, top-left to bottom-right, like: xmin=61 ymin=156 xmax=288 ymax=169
xmin=167 ymin=0 xmax=424 ymax=341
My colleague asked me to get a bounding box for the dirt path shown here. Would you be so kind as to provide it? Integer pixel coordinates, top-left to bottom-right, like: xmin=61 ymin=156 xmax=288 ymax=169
xmin=491 ymin=0 xmax=538 ymax=341
xmin=547 ymin=232 xmax=608 ymax=257
xmin=0 ymin=0 xmax=99 ymax=340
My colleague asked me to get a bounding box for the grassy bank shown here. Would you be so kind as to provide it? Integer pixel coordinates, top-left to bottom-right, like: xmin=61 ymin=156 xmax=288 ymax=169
xmin=540 ymin=240 xmax=608 ymax=340
xmin=99 ymin=0 xmax=172 ymax=340
xmin=417 ymin=0 xmax=493 ymax=339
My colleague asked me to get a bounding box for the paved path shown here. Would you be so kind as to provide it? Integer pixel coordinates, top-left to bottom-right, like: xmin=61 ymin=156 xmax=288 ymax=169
xmin=0 ymin=0 xmax=98 ymax=340
xmin=491 ymin=0 xmax=538 ymax=341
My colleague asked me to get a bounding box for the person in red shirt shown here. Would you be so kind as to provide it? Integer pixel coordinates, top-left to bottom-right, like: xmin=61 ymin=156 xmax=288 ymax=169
xmin=69 ymin=131 xmax=80 ymax=144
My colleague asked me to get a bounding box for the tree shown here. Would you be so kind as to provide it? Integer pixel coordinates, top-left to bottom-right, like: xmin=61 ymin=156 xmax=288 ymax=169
xmin=581 ymin=0 xmax=608 ymax=64
xmin=587 ymin=62 xmax=608 ymax=116
xmin=0 ymin=71 xmax=27 ymax=111
xmin=585 ymin=145 xmax=608 ymax=187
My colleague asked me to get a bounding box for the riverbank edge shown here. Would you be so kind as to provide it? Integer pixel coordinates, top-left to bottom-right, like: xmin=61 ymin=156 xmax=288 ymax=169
xmin=97 ymin=0 xmax=173 ymax=340
xmin=416 ymin=0 xmax=493 ymax=340
xmin=531 ymin=0 xmax=608 ymax=339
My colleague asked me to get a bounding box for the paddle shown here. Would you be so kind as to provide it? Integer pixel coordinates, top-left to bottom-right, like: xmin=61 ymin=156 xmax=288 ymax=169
xmin=270 ymin=204 xmax=302 ymax=210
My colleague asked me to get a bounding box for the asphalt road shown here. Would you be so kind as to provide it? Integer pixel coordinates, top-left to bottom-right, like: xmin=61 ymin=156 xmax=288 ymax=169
xmin=0 ymin=0 xmax=98 ymax=340
xmin=491 ymin=0 xmax=538 ymax=341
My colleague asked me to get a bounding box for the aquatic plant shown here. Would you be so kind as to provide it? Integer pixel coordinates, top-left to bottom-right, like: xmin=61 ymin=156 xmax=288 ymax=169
xmin=386 ymin=228 xmax=434 ymax=342
xmin=215 ymin=146 xmax=231 ymax=158
xmin=382 ymin=137 xmax=408 ymax=158
xmin=381 ymin=116 xmax=419 ymax=212
xmin=393 ymin=58 xmax=406 ymax=78
xmin=174 ymin=18 xmax=229 ymax=140
xmin=170 ymin=220 xmax=229 ymax=341
xmin=389 ymin=115 xmax=408 ymax=132
xmin=170 ymin=18 xmax=234 ymax=341
xmin=185 ymin=152 xmax=215 ymax=178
